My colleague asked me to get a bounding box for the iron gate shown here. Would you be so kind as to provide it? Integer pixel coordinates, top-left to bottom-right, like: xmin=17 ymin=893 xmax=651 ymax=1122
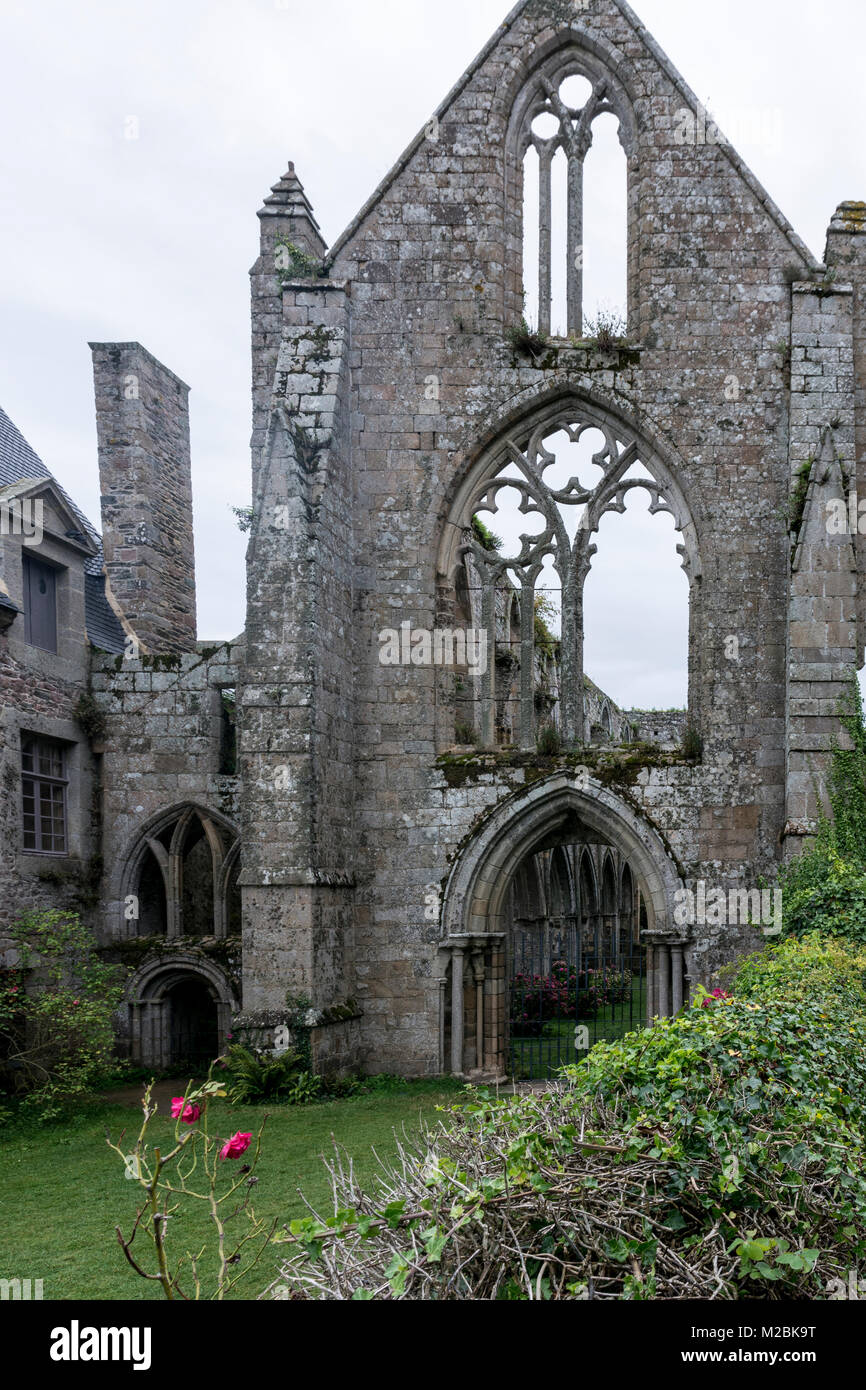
xmin=509 ymin=917 xmax=647 ymax=1079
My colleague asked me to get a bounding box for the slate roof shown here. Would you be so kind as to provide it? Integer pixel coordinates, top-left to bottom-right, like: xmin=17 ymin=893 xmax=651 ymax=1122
xmin=0 ymin=404 xmax=127 ymax=653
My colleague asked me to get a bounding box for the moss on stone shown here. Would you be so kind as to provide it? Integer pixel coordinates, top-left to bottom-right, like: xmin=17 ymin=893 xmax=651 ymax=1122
xmin=435 ymin=743 xmax=690 ymax=790
xmin=140 ymin=652 xmax=183 ymax=671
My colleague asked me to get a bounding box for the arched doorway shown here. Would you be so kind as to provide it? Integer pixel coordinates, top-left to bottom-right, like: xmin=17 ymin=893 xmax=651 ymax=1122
xmin=438 ymin=772 xmax=688 ymax=1079
xmin=166 ymin=978 xmax=219 ymax=1066
xmin=124 ymin=955 xmax=238 ymax=1069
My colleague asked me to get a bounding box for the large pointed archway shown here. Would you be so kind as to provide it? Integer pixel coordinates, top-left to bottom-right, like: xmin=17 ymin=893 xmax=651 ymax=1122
xmin=437 ymin=771 xmax=688 ymax=1077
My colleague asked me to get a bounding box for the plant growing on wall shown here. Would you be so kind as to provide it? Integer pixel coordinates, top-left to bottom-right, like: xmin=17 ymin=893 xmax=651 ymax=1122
xmin=75 ymin=694 xmax=107 ymax=745
xmin=274 ymin=234 xmax=321 ymax=281
xmin=507 ymin=318 xmax=549 ymax=361
xmin=581 ymin=310 xmax=627 ymax=354
xmin=779 ymin=678 xmax=866 ymax=943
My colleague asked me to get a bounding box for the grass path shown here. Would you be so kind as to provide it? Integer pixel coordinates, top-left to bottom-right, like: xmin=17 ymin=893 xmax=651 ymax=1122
xmin=0 ymin=1081 xmax=462 ymax=1301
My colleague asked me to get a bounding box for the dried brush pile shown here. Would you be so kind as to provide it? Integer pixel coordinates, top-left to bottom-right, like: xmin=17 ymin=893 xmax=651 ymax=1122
xmin=268 ymin=936 xmax=866 ymax=1300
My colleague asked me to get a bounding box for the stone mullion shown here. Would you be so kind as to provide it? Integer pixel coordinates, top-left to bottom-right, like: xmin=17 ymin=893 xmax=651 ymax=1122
xmin=519 ymin=578 xmax=536 ymax=750
xmin=656 ymin=944 xmax=671 ymax=1018
xmin=167 ymin=851 xmax=182 ymax=938
xmin=450 ymin=942 xmax=466 ymax=1075
xmin=566 ymin=153 xmax=584 ymax=336
xmin=480 ymin=576 xmax=497 ymax=748
xmin=560 ymin=567 xmax=583 ymax=746
xmin=671 ymin=942 xmax=685 ymax=1015
xmin=538 ymin=147 xmax=553 ymax=337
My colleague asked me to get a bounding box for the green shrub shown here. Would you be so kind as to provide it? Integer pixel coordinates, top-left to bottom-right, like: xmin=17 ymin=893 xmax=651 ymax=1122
xmin=470 ymin=516 xmax=501 ymax=552
xmin=0 ymin=910 xmax=123 ymax=1121
xmin=779 ymin=678 xmax=866 ymax=944
xmin=222 ymin=1042 xmax=365 ymax=1106
xmin=271 ymin=935 xmax=866 ymax=1300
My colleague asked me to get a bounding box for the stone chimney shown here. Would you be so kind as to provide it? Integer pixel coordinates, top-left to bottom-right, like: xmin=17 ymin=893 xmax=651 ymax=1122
xmin=89 ymin=342 xmax=197 ymax=653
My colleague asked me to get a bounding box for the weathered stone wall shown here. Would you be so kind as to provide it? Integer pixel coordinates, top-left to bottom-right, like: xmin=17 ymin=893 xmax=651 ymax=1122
xmin=0 ymin=647 xmax=97 ymax=936
xmin=626 ymin=709 xmax=688 ymax=750
xmin=91 ymin=640 xmax=242 ymax=944
xmin=0 ymin=487 xmax=99 ymax=938
xmin=239 ymin=247 xmax=356 ymax=1028
xmin=240 ymin=0 xmax=862 ymax=1073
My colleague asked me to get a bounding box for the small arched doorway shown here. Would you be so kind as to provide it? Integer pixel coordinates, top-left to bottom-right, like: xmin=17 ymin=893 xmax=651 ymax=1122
xmin=124 ymin=955 xmax=237 ymax=1070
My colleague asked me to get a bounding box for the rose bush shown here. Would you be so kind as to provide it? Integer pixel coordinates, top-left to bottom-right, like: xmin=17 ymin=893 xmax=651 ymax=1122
xmin=109 ymin=1081 xmax=272 ymax=1300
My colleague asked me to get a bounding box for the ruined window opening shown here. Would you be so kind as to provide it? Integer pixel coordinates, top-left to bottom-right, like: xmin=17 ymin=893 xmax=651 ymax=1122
xmin=138 ymin=848 xmax=168 ymax=935
xmin=181 ymin=823 xmax=215 ymax=937
xmin=581 ymin=111 xmax=627 ymax=330
xmin=451 ymin=408 xmax=695 ymax=750
xmin=125 ymin=805 xmax=239 ymax=940
xmin=518 ymin=66 xmax=630 ymax=337
xmin=583 ymin=464 xmax=689 ymax=715
xmin=218 ymin=687 xmax=237 ymax=776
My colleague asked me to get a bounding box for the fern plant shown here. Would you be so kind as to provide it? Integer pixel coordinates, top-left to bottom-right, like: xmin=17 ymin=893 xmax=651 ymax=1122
xmin=223 ymin=1044 xmax=305 ymax=1104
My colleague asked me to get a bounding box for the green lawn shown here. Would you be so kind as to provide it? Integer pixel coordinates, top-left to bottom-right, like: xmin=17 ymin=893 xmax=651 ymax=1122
xmin=0 ymin=1080 xmax=462 ymax=1301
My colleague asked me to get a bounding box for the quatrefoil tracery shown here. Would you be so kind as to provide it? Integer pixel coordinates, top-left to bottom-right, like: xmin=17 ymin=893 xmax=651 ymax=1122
xmin=460 ymin=419 xmax=681 ymax=585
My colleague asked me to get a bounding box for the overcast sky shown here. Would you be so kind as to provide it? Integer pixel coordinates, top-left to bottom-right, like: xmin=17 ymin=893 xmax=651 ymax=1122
xmin=1 ymin=0 xmax=863 ymax=707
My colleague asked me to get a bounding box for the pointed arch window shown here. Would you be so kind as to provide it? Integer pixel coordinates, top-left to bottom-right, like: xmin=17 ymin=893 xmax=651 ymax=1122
xmin=124 ymin=806 xmax=241 ymax=940
xmin=512 ymin=53 xmax=634 ymax=337
xmin=441 ymin=404 xmax=699 ymax=750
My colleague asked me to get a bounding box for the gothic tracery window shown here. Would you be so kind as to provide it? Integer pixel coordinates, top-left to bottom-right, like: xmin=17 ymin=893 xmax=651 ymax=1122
xmin=125 ymin=805 xmax=241 ymax=940
xmin=446 ymin=406 xmax=696 ymax=750
xmin=516 ymin=56 xmax=632 ymax=336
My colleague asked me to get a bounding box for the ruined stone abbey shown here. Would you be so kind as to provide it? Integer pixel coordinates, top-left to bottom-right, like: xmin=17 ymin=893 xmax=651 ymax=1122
xmin=2 ymin=0 xmax=864 ymax=1078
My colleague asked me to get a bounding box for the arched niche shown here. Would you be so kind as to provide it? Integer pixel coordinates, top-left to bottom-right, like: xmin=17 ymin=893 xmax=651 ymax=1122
xmin=117 ymin=803 xmax=242 ymax=941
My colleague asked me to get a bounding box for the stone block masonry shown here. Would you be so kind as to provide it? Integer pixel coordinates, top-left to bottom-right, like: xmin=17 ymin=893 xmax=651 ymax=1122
xmin=6 ymin=0 xmax=862 ymax=1082
xmin=90 ymin=342 xmax=197 ymax=655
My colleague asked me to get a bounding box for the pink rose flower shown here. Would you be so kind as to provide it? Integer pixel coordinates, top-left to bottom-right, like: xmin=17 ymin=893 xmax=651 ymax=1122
xmin=171 ymin=1097 xmax=202 ymax=1124
xmin=220 ymin=1131 xmax=252 ymax=1160
xmin=701 ymin=987 xmax=731 ymax=1008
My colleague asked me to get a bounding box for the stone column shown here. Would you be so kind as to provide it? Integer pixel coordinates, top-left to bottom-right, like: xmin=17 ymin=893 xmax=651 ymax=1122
xmin=437 ymin=976 xmax=447 ymax=1075
xmin=471 ymin=948 xmax=486 ymax=1071
xmin=656 ymin=944 xmax=671 ymax=1019
xmin=130 ymin=1000 xmax=142 ymax=1063
xmin=450 ymin=940 xmax=467 ymax=1076
xmin=670 ymin=942 xmax=685 ymax=1015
